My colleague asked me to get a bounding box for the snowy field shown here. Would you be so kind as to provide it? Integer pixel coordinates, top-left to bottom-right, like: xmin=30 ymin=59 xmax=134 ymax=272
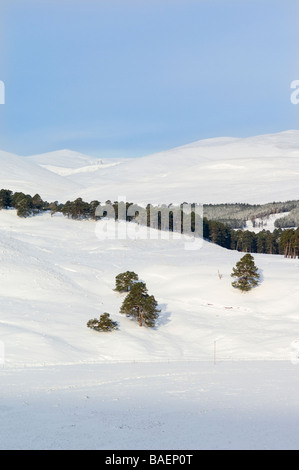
xmin=1 ymin=208 xmax=299 ymax=449
xmin=1 ymin=129 xmax=299 ymax=450
xmin=1 ymin=361 xmax=299 ymax=450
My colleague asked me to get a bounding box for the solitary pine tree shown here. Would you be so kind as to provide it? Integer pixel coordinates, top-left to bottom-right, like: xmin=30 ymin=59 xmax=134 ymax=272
xmin=87 ymin=313 xmax=118 ymax=332
xmin=120 ymin=281 xmax=160 ymax=327
xmin=231 ymin=253 xmax=260 ymax=292
xmin=114 ymin=271 xmax=139 ymax=293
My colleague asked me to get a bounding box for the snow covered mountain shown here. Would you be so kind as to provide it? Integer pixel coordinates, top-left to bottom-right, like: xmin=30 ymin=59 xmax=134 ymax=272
xmin=71 ymin=129 xmax=299 ymax=205
xmin=2 ymin=129 xmax=299 ymax=204
xmin=0 ymin=149 xmax=83 ymax=201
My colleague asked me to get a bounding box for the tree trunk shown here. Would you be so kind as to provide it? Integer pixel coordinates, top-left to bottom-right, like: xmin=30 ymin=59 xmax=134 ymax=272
xmin=138 ymin=305 xmax=143 ymax=327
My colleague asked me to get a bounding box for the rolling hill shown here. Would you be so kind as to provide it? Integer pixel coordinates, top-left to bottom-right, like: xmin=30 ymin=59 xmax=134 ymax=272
xmin=9 ymin=129 xmax=299 ymax=205
xmin=1 ymin=130 xmax=299 ymax=450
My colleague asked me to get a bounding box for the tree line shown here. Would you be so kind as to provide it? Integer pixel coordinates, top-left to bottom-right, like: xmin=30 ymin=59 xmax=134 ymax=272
xmin=1 ymin=188 xmax=298 ymax=258
xmin=204 ymin=200 xmax=299 ymax=229
xmin=203 ymin=218 xmax=299 ymax=258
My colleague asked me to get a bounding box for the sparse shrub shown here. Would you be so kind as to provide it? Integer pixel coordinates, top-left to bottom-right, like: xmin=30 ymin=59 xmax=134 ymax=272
xmin=87 ymin=313 xmax=118 ymax=332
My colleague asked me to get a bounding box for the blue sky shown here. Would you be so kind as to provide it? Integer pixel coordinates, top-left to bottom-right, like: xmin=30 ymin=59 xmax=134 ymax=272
xmin=0 ymin=0 xmax=299 ymax=158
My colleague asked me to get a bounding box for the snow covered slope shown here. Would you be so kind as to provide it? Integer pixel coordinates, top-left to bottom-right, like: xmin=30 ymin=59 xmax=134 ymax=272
xmin=0 ymin=150 xmax=83 ymax=201
xmin=26 ymin=149 xmax=123 ymax=176
xmin=70 ymin=129 xmax=299 ymax=205
xmin=1 ymin=209 xmax=298 ymax=367
xmin=1 ymin=131 xmax=299 ymax=450
xmin=27 ymin=149 xmax=101 ymax=169
xmin=1 ymin=130 xmax=299 ymax=204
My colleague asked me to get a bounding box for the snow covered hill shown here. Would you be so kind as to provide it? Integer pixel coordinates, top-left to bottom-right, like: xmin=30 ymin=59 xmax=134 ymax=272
xmin=1 ymin=130 xmax=299 ymax=450
xmin=71 ymin=129 xmax=299 ymax=205
xmin=1 ymin=129 xmax=299 ymax=205
xmin=0 ymin=149 xmax=83 ymax=201
xmin=1 ymin=209 xmax=299 ymax=450
xmin=1 ymin=209 xmax=298 ymax=367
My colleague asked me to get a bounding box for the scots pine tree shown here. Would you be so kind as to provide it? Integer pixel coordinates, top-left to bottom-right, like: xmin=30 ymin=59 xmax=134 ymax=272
xmin=120 ymin=281 xmax=160 ymax=327
xmin=231 ymin=253 xmax=260 ymax=292
xmin=114 ymin=271 xmax=139 ymax=293
xmin=0 ymin=189 xmax=12 ymax=209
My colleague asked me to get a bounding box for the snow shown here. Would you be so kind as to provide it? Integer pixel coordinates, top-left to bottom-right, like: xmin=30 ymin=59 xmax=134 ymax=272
xmin=0 ymin=150 xmax=82 ymax=202
xmin=2 ymin=361 xmax=299 ymax=450
xmin=1 ymin=209 xmax=298 ymax=366
xmin=2 ymin=129 xmax=299 ymax=205
xmin=244 ymin=212 xmax=291 ymax=233
xmin=1 ymin=129 xmax=299 ymax=450
xmin=1 ymin=208 xmax=299 ymax=449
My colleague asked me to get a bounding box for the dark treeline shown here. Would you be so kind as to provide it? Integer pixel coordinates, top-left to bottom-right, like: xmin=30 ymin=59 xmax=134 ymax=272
xmin=1 ymin=188 xmax=298 ymax=259
xmin=203 ymin=218 xmax=299 ymax=259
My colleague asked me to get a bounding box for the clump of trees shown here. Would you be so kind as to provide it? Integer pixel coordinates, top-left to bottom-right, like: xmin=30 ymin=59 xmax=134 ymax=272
xmin=115 ymin=271 xmax=160 ymax=327
xmin=231 ymin=254 xmax=260 ymax=292
xmin=87 ymin=271 xmax=160 ymax=333
xmin=0 ymin=189 xmax=46 ymax=217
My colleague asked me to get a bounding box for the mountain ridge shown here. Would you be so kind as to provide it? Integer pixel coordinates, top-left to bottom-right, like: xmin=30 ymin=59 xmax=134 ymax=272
xmin=1 ymin=129 xmax=299 ymax=204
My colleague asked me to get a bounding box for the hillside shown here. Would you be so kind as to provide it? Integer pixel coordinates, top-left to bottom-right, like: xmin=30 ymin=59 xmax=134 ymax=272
xmin=0 ymin=150 xmax=83 ymax=201
xmin=65 ymin=129 xmax=299 ymax=204
xmin=1 ymin=131 xmax=299 ymax=450
xmin=1 ymin=209 xmax=298 ymax=367
xmin=2 ymin=129 xmax=299 ymax=205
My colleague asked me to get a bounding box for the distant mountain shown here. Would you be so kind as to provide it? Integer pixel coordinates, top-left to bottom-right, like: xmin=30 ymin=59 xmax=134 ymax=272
xmin=27 ymin=149 xmax=128 ymax=177
xmin=65 ymin=129 xmax=299 ymax=205
xmin=0 ymin=149 xmax=83 ymax=201
xmin=27 ymin=149 xmax=100 ymax=169
xmin=1 ymin=129 xmax=299 ymax=204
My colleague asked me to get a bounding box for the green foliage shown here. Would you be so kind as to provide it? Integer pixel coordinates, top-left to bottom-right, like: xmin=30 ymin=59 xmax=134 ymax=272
xmin=120 ymin=281 xmax=160 ymax=327
xmin=62 ymin=198 xmax=90 ymax=220
xmin=279 ymin=229 xmax=299 ymax=258
xmin=87 ymin=313 xmax=118 ymax=332
xmin=11 ymin=192 xmax=33 ymax=218
xmin=231 ymin=254 xmax=260 ymax=292
xmin=0 ymin=189 xmax=12 ymax=209
xmin=31 ymin=193 xmax=44 ymax=213
xmin=115 ymin=271 xmax=139 ymax=293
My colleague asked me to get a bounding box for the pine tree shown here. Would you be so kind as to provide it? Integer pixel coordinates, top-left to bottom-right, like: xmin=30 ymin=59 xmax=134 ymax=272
xmin=114 ymin=271 xmax=139 ymax=293
xmin=87 ymin=313 xmax=118 ymax=332
xmin=231 ymin=253 xmax=260 ymax=292
xmin=12 ymin=193 xmax=33 ymax=218
xmin=120 ymin=281 xmax=160 ymax=327
xmin=0 ymin=189 xmax=12 ymax=209
xmin=31 ymin=193 xmax=44 ymax=213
